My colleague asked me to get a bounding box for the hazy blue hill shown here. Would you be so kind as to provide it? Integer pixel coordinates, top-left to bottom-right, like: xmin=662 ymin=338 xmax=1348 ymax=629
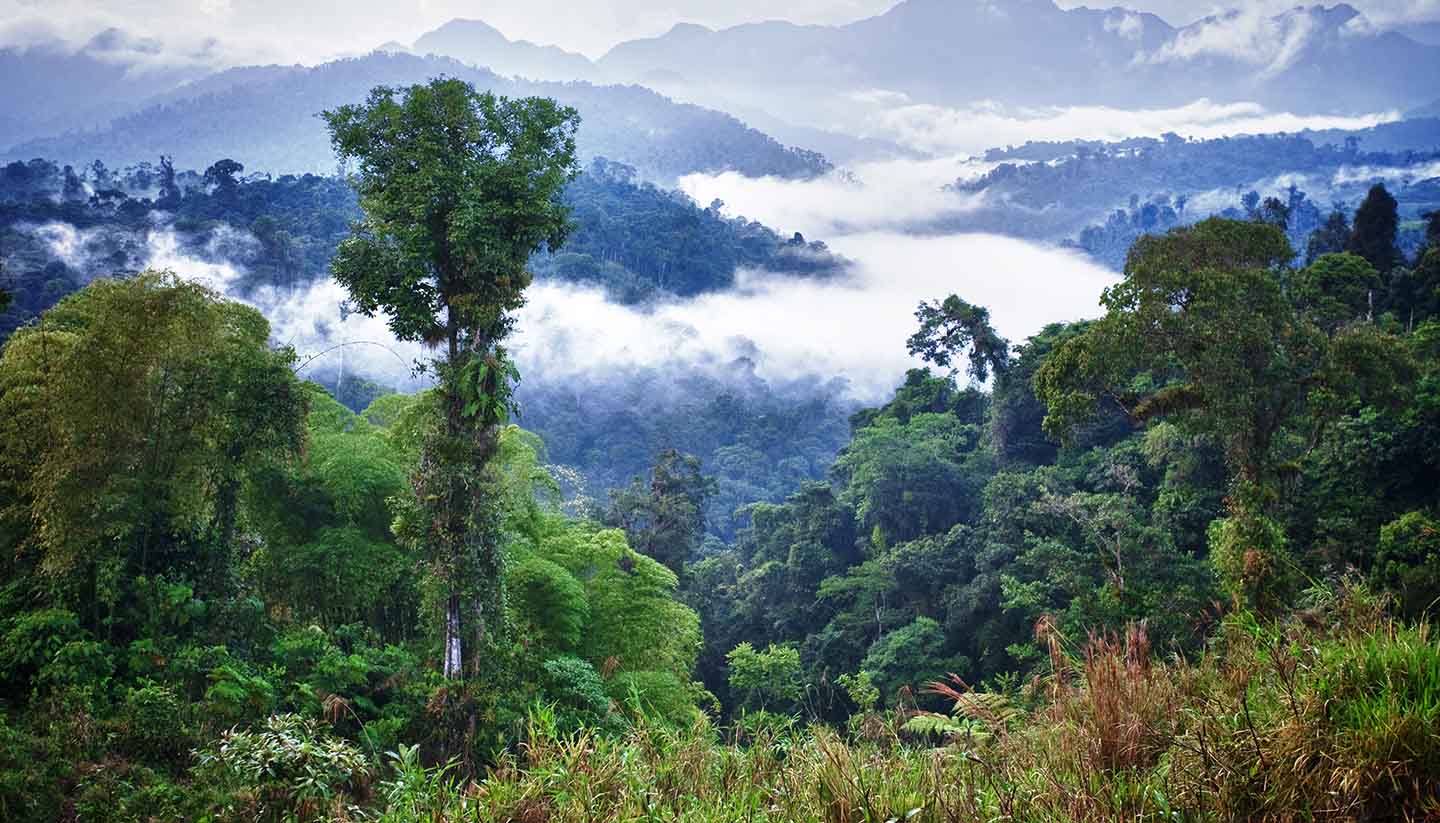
xmin=3 ymin=53 xmax=830 ymax=184
xmin=599 ymin=0 xmax=1440 ymax=114
xmin=1303 ymin=117 xmax=1440 ymax=153
xmin=413 ymin=19 xmax=598 ymax=81
xmin=0 ymin=32 xmax=213 ymax=151
xmin=953 ymin=126 xmax=1440 ymax=266
xmin=1241 ymin=6 xmax=1440 ymax=114
xmin=1409 ymin=100 xmax=1440 ymax=120
xmin=1393 ymin=19 xmax=1440 ymax=46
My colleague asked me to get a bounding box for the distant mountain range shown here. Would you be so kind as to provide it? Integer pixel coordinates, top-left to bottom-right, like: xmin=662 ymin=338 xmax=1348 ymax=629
xmin=595 ymin=1 xmax=1440 ymax=116
xmin=2 ymin=53 xmax=829 ymax=184
xmin=0 ymin=30 xmax=215 ymax=152
xmin=4 ymin=0 xmax=1440 ymax=180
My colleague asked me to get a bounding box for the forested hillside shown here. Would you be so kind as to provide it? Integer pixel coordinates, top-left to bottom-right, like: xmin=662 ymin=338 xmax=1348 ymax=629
xmin=949 ymin=124 xmax=1440 ymax=266
xmin=0 ymin=155 xmax=845 ymax=333
xmin=2 ymin=195 xmax=1437 ymax=821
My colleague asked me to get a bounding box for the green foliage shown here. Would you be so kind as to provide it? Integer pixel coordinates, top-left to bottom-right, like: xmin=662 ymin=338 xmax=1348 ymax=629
xmin=605 ymin=449 xmax=716 ymax=574
xmin=362 ymin=592 xmax=1440 ymax=822
xmin=0 ymin=608 xmax=84 ymax=695
xmin=1347 ymin=183 xmax=1402 ymax=275
xmin=324 ymin=77 xmax=581 ymax=678
xmin=725 ymin=642 xmax=802 ymax=712
xmin=537 ymin=656 xmax=614 ymax=733
xmin=862 ymin=617 xmax=968 ymax=704
xmin=1376 ymin=510 xmax=1440 ymax=618
xmin=609 ymin=670 xmax=699 ymax=727
xmin=0 ymin=271 xmax=307 ymax=617
xmin=538 ymin=158 xmax=845 ymax=301
xmin=836 ymin=670 xmax=880 ymax=714
xmin=834 ymin=412 xmax=987 ymax=548
xmin=509 ymin=552 xmax=590 ymax=652
xmin=538 ymin=521 xmax=701 ymax=683
xmin=1036 ymin=218 xmax=1415 ymax=609
xmin=907 ymin=294 xmax=1011 ymax=383
xmin=194 ymin=713 xmax=371 ymax=823
xmin=119 ymin=683 xmax=192 ymax=761
xmin=1295 ymin=252 xmax=1381 ymax=332
xmin=323 ymin=79 xmax=578 ymax=346
xmin=1 ymin=129 xmax=1439 ymax=821
xmin=1207 ymin=508 xmax=1298 ymax=615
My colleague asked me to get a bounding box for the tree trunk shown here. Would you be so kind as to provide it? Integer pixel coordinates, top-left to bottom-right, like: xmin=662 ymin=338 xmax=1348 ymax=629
xmin=443 ymin=592 xmax=463 ymax=679
xmin=441 ymin=313 xmax=466 ymax=681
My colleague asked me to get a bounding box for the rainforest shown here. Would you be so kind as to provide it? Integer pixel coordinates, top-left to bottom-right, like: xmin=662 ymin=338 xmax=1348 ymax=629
xmin=2 ymin=1 xmax=1440 ymax=821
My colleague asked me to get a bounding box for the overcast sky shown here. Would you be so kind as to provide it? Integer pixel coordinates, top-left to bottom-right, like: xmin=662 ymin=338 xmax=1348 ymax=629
xmin=2 ymin=0 xmax=1437 ymax=64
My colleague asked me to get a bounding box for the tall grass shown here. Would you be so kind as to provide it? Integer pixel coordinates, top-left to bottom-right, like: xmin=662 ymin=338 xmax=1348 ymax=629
xmin=358 ymin=585 xmax=1439 ymax=822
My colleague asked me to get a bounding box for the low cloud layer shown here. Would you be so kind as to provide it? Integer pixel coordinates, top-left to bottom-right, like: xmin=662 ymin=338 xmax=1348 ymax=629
xmin=24 ymin=209 xmax=1115 ymax=403
xmin=681 ymin=156 xmax=994 ymax=238
xmin=847 ymin=97 xmax=1399 ymax=156
xmin=513 ymin=232 xmax=1116 ymax=401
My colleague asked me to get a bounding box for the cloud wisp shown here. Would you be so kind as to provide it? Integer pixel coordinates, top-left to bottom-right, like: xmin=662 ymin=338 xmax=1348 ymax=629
xmin=845 ymin=97 xmax=1401 ymax=156
xmin=680 ymin=156 xmax=995 ymax=238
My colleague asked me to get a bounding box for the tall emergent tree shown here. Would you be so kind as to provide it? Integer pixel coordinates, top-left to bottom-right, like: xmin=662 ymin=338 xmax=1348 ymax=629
xmin=323 ymin=79 xmax=580 ymax=678
xmin=605 ymin=449 xmax=716 ymax=575
xmin=907 ymin=294 xmax=1011 ymax=382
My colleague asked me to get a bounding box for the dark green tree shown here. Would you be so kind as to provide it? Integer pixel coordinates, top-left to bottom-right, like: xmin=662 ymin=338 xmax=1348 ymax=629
xmin=203 ymin=159 xmax=245 ymax=194
xmin=605 ymin=449 xmax=716 ymax=575
xmin=323 ymin=78 xmax=580 ymax=678
xmin=1346 ymin=183 xmax=1400 ymax=276
xmin=0 ymin=271 xmax=307 ymax=629
xmin=1305 ymin=209 xmax=1351 ymax=265
xmin=907 ymin=295 xmax=1011 ymax=383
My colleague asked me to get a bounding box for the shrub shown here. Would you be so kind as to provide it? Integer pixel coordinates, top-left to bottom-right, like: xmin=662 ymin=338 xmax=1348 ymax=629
xmin=0 ymin=609 xmax=84 ymax=693
xmin=725 ymin=641 xmax=802 ymax=712
xmin=609 ymin=671 xmax=700 ymax=727
xmin=538 ymin=656 xmax=613 ymax=733
xmin=194 ymin=713 xmax=371 ymax=823
xmin=119 ymin=682 xmax=192 ymax=761
xmin=1375 ymin=510 xmax=1440 ymax=618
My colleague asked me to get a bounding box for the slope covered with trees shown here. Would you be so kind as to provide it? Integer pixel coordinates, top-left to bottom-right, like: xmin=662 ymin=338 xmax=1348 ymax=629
xmin=946 ymin=125 xmax=1440 ymax=266
xmin=0 ymin=155 xmax=846 ymax=335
